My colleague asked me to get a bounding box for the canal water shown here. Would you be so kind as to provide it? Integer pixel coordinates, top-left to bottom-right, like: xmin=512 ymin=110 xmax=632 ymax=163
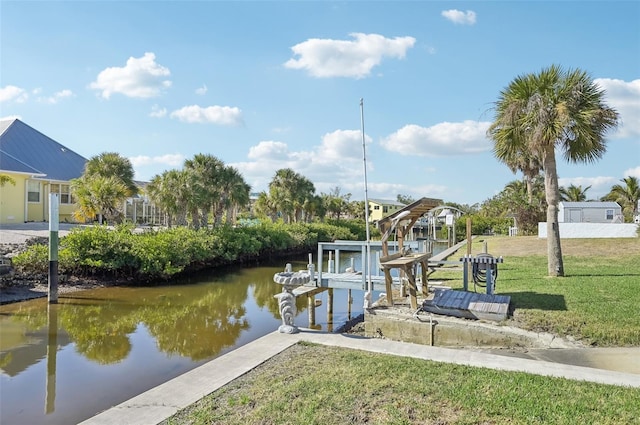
xmin=0 ymin=254 xmax=372 ymax=425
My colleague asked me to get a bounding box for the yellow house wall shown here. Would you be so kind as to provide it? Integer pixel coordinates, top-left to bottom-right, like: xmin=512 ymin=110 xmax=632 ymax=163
xmin=368 ymin=201 xmax=404 ymax=222
xmin=0 ymin=172 xmax=27 ymax=224
xmin=0 ymin=175 xmax=80 ymax=224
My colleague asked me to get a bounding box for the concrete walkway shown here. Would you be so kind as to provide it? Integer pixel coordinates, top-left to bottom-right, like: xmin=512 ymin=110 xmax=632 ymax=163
xmin=80 ymin=330 xmax=640 ymax=425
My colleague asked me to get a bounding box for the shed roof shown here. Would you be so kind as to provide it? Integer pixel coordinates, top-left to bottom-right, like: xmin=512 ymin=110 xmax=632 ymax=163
xmin=560 ymin=201 xmax=620 ymax=209
xmin=0 ymin=118 xmax=87 ymax=181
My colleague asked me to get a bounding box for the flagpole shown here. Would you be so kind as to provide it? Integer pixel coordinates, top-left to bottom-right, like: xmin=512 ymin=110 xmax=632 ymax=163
xmin=360 ymin=98 xmax=373 ymax=308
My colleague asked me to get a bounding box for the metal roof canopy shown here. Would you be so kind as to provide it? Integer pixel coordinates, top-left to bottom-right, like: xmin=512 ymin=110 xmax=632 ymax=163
xmin=376 ymin=197 xmax=442 ymax=256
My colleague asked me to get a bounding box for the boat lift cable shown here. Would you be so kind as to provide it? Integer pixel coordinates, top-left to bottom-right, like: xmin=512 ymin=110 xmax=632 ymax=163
xmin=472 ymin=252 xmax=498 ymax=291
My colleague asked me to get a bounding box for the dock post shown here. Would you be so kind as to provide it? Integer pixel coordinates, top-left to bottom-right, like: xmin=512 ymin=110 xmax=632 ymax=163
xmin=327 ymin=288 xmax=334 ymax=332
xmin=328 ymin=251 xmax=334 ymax=273
xmin=48 ymin=193 xmax=59 ymax=304
xmin=486 ymin=266 xmax=494 ymax=295
xmin=462 ymin=255 xmax=469 ymax=291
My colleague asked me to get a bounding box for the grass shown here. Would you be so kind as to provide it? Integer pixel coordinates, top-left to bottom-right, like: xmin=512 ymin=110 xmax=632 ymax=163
xmin=163 ymin=343 xmax=640 ymax=425
xmin=438 ymin=236 xmax=640 ymax=346
xmin=162 ymin=236 xmax=640 ymax=425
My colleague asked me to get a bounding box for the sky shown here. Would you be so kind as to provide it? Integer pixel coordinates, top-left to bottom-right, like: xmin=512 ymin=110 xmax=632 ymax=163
xmin=1 ymin=1 xmax=639 ymax=206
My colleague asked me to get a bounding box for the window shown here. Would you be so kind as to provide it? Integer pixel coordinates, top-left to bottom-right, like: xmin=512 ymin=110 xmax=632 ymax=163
xmin=373 ymin=205 xmax=380 ymax=210
xmin=50 ymin=184 xmax=74 ymax=204
xmin=61 ymin=184 xmax=73 ymax=204
xmin=606 ymin=209 xmax=614 ymax=220
xmin=383 ymin=206 xmax=388 ymax=213
xmin=27 ymin=181 xmax=40 ymax=202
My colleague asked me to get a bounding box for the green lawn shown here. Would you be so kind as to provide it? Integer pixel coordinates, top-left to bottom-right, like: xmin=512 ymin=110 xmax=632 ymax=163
xmin=163 ymin=343 xmax=640 ymax=425
xmin=434 ymin=236 xmax=640 ymax=346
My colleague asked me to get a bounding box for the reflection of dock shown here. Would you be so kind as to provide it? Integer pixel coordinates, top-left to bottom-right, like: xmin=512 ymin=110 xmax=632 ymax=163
xmin=316 ymin=272 xmax=393 ymax=292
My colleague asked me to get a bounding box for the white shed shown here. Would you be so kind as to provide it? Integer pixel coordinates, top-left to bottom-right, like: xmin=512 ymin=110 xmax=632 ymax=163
xmin=558 ymin=201 xmax=623 ymax=223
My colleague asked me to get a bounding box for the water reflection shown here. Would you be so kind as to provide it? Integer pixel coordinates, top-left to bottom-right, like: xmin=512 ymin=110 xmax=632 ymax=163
xmin=0 ymin=257 xmax=364 ymax=425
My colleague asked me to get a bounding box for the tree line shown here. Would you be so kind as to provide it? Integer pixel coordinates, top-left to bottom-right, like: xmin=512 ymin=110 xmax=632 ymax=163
xmin=59 ymin=64 xmax=639 ymax=280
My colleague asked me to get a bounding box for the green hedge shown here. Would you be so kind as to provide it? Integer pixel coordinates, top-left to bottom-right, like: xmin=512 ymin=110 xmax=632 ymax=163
xmin=12 ymin=220 xmax=361 ymax=282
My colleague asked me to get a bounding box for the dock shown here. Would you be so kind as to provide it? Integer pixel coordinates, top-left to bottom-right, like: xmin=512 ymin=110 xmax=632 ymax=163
xmin=421 ymin=289 xmax=510 ymax=321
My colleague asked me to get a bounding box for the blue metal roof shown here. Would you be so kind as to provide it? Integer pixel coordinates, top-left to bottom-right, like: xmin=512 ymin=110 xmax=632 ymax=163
xmin=0 ymin=119 xmax=87 ymax=181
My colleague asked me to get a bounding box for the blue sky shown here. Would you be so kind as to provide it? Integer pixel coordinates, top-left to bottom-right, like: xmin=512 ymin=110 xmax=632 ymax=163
xmin=1 ymin=1 xmax=639 ymax=206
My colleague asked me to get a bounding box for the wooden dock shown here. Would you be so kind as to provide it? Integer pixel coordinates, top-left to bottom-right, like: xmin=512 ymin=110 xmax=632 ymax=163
xmin=421 ymin=289 xmax=510 ymax=321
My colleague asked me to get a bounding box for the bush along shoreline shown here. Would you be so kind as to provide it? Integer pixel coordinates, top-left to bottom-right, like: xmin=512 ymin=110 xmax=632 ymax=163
xmin=7 ymin=219 xmax=373 ymax=285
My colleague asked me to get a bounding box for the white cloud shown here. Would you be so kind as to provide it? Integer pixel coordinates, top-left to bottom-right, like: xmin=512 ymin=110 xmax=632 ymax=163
xmin=381 ymin=120 xmax=492 ymax=156
xmin=442 ymin=9 xmax=477 ymax=25
xmin=89 ymin=52 xmax=172 ymax=99
xmin=37 ymin=89 xmax=74 ymax=104
xmin=170 ymin=105 xmax=244 ymax=126
xmin=248 ymin=141 xmax=290 ymax=160
xmin=129 ymin=153 xmax=185 ymax=168
xmin=316 ymin=129 xmax=369 ymax=162
xmin=595 ymin=78 xmax=640 ymax=138
xmin=0 ymin=85 xmax=28 ymax=103
xmin=195 ymin=84 xmax=208 ymax=95
xmin=624 ymin=166 xmax=640 ymax=179
xmin=149 ymin=104 xmax=168 ymax=118
xmin=233 ymin=129 xmax=372 ymax=194
xmin=284 ymin=33 xmax=416 ymax=78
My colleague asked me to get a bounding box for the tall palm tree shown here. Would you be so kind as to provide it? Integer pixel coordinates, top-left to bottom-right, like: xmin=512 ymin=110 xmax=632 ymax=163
xmin=218 ymin=166 xmax=251 ymax=225
xmin=488 ymin=65 xmax=619 ymax=276
xmin=254 ymin=191 xmax=278 ymax=221
xmin=604 ymin=176 xmax=640 ymax=222
xmin=560 ymin=184 xmax=591 ymax=202
xmin=184 ymin=154 xmax=226 ymax=228
xmin=146 ymin=170 xmax=190 ymax=227
xmin=84 ymin=152 xmax=138 ymax=196
xmin=71 ymin=175 xmax=128 ymax=224
xmin=73 ymin=152 xmax=139 ymax=224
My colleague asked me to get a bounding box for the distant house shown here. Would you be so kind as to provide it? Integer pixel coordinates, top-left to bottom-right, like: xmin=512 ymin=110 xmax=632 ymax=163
xmin=558 ymin=201 xmax=623 ymax=224
xmin=368 ymin=198 xmax=406 ymax=222
xmin=0 ymin=118 xmax=87 ymax=224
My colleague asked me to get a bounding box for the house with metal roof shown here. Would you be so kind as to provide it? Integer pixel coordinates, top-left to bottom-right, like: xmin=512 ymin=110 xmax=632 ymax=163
xmin=558 ymin=201 xmax=623 ymax=223
xmin=0 ymin=118 xmax=87 ymax=224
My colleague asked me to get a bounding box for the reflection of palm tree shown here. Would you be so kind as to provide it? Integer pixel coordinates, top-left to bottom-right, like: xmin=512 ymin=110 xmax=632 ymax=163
xmin=61 ymin=305 xmax=137 ymax=364
xmin=141 ymin=279 xmax=252 ymax=360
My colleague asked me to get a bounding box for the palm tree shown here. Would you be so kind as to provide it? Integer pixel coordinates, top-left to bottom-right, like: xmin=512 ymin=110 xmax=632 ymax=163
xmin=84 ymin=152 xmax=138 ymax=196
xmin=488 ymin=65 xmax=619 ymax=276
xmin=604 ymin=176 xmax=640 ymax=222
xmin=268 ymin=168 xmax=316 ymax=223
xmin=560 ymin=184 xmax=591 ymax=202
xmin=254 ymin=191 xmax=278 ymax=221
xmin=219 ymin=166 xmax=251 ymax=225
xmin=184 ymin=154 xmax=222 ymax=228
xmin=73 ymin=152 xmax=139 ymax=224
xmin=146 ymin=170 xmax=190 ymax=227
xmin=71 ymin=175 xmax=128 ymax=224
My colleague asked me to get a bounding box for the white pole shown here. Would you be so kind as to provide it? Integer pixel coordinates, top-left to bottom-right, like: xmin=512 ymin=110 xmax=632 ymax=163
xmin=48 ymin=193 xmax=59 ymax=303
xmin=361 ymin=98 xmax=373 ymax=308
